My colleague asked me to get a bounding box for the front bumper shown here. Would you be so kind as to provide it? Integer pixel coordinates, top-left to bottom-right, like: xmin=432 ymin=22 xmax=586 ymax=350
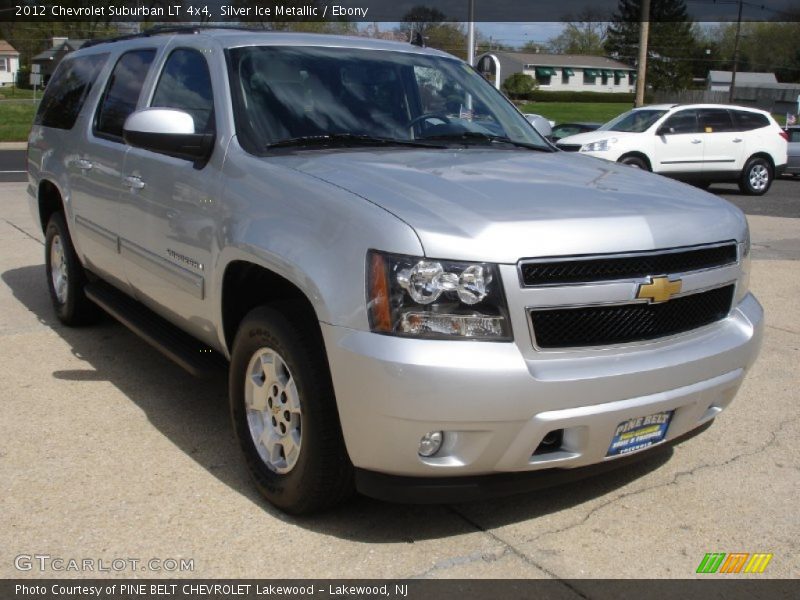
xmin=322 ymin=293 xmax=763 ymax=487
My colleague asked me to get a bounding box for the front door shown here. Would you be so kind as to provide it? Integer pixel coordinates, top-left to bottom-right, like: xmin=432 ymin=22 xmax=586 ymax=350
xmin=653 ymin=109 xmax=704 ymax=174
xmin=119 ymin=46 xmax=221 ymax=344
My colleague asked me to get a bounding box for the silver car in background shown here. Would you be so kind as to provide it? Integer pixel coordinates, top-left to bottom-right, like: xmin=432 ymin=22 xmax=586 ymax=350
xmin=27 ymin=28 xmax=763 ymax=514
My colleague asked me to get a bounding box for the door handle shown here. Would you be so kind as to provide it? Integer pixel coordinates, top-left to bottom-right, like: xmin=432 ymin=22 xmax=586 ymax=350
xmin=123 ymin=175 xmax=145 ymax=190
xmin=74 ymin=159 xmax=93 ymax=170
xmin=691 ymin=139 xmax=702 ymax=144
xmin=733 ymin=138 xmax=743 ymax=143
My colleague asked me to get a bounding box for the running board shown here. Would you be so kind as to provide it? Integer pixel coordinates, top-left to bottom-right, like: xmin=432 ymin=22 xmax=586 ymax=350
xmin=85 ymin=282 xmax=227 ymax=378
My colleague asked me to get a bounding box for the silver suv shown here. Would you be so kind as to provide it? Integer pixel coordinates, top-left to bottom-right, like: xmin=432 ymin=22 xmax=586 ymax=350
xmin=28 ymin=28 xmax=763 ymax=513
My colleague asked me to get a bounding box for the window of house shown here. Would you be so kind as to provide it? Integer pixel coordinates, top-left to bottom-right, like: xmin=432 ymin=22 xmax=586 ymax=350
xmin=151 ymin=48 xmax=215 ymax=134
xmin=629 ymin=73 xmax=636 ymax=85
xmin=95 ymin=49 xmax=156 ymax=140
xmin=534 ymin=67 xmax=555 ymax=87
xmin=0 ymin=58 xmax=8 ymax=71
xmin=561 ymin=68 xmax=574 ymax=85
xmin=583 ymin=70 xmax=597 ymax=85
xmin=601 ymin=72 xmax=609 ymax=85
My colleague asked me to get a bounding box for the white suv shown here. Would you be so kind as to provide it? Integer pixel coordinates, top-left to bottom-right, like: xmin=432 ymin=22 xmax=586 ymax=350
xmin=557 ymin=104 xmax=788 ymax=195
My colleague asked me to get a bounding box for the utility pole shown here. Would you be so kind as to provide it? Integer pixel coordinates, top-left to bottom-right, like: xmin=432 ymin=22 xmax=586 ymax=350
xmin=729 ymin=0 xmax=743 ymax=104
xmin=467 ymin=0 xmax=476 ymax=66
xmin=635 ymin=0 xmax=650 ymax=107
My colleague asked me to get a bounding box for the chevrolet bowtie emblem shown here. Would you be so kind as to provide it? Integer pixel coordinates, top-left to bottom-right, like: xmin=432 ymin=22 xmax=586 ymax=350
xmin=637 ymin=276 xmax=682 ymax=303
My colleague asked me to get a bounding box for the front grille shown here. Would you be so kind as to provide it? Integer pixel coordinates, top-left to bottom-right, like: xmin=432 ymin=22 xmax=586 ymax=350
xmin=557 ymin=143 xmax=582 ymax=152
xmin=530 ymin=285 xmax=735 ymax=349
xmin=520 ymin=243 xmax=737 ymax=287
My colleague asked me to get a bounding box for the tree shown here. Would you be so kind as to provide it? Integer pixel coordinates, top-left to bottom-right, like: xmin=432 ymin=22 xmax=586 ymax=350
xmin=547 ymin=10 xmax=609 ymax=55
xmin=605 ymin=0 xmax=698 ymax=92
xmin=501 ymin=72 xmax=537 ymax=100
xmin=396 ymin=6 xmax=467 ymax=59
xmin=697 ymin=21 xmax=800 ymax=84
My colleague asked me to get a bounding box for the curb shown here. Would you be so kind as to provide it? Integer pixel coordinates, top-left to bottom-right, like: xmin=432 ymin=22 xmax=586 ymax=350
xmin=0 ymin=142 xmax=27 ymax=150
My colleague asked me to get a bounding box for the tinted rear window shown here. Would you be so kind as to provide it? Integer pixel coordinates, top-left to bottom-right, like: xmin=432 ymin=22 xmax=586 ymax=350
xmin=732 ymin=110 xmax=769 ymax=131
xmin=698 ymin=109 xmax=735 ymax=133
xmin=95 ymin=49 xmax=156 ymax=140
xmin=34 ymin=54 xmax=108 ymax=130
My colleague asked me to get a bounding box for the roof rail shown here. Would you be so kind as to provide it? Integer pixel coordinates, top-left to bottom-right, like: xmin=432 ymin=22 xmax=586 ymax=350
xmin=81 ymin=25 xmax=260 ymax=48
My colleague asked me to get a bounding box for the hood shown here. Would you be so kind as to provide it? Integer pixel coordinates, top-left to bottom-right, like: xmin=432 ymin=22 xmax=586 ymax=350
xmin=276 ymin=149 xmax=746 ymax=263
xmin=557 ymin=130 xmax=642 ymax=146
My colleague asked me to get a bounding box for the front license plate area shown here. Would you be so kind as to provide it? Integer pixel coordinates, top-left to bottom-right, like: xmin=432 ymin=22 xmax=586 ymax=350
xmin=607 ymin=410 xmax=673 ymax=457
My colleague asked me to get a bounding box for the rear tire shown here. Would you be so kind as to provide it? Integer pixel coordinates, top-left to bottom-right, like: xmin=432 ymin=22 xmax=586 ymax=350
xmin=44 ymin=212 xmax=101 ymax=325
xmin=618 ymin=155 xmax=650 ymax=170
xmin=229 ymin=304 xmax=354 ymax=514
xmin=738 ymin=157 xmax=773 ymax=196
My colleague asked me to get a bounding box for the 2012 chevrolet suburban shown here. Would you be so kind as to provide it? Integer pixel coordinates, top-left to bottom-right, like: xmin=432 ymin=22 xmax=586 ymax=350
xmin=27 ymin=28 xmax=763 ymax=514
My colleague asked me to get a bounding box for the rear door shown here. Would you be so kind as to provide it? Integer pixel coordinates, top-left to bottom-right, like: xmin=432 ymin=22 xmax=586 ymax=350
xmin=697 ymin=108 xmax=746 ymax=173
xmin=70 ymin=47 xmax=157 ymax=287
xmin=653 ymin=109 xmax=703 ymax=173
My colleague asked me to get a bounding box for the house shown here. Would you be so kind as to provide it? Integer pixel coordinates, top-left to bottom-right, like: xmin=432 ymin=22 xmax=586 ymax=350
xmin=707 ymin=70 xmax=778 ymax=92
xmin=476 ymin=51 xmax=636 ymax=94
xmin=0 ymin=40 xmax=20 ymax=87
xmin=32 ymin=38 xmax=88 ymax=86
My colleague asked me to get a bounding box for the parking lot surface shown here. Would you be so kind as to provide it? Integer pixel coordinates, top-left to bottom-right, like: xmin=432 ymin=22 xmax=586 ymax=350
xmin=1 ymin=181 xmax=797 ymax=581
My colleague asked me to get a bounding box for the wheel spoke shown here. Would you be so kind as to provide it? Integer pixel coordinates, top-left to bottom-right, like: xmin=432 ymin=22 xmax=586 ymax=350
xmin=245 ymin=374 xmax=268 ymax=412
xmin=285 ymin=375 xmax=301 ymax=414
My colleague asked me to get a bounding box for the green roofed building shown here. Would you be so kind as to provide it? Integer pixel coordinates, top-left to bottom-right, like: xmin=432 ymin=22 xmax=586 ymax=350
xmin=476 ymin=51 xmax=636 ymax=94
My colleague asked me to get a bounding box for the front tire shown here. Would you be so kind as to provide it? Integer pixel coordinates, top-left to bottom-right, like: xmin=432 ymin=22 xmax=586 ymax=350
xmin=738 ymin=157 xmax=773 ymax=196
xmin=618 ymin=155 xmax=650 ymax=170
xmin=44 ymin=212 xmax=100 ymax=325
xmin=229 ymin=304 xmax=353 ymax=514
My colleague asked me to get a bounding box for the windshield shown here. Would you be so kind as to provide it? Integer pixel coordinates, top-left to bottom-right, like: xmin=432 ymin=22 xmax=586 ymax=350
xmin=227 ymin=45 xmax=550 ymax=153
xmin=599 ymin=109 xmax=668 ymax=133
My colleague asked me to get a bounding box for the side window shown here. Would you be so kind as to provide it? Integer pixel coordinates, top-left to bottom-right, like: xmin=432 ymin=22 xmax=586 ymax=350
xmin=732 ymin=110 xmax=769 ymax=131
xmin=95 ymin=49 xmax=156 ymax=140
xmin=661 ymin=110 xmax=699 ymax=134
xmin=789 ymin=130 xmax=800 ymax=143
xmin=698 ymin=109 xmax=734 ymax=133
xmin=34 ymin=54 xmax=108 ymax=130
xmin=151 ymin=48 xmax=215 ymax=134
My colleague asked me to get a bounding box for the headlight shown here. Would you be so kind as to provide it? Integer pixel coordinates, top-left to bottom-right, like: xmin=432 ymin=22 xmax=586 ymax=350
xmin=580 ymin=138 xmax=616 ymax=152
xmin=736 ymin=226 xmax=751 ymax=304
xmin=367 ymin=251 xmax=512 ymax=340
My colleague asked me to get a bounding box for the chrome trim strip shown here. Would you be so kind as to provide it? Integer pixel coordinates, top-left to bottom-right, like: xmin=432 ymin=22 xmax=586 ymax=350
xmin=119 ymin=239 xmax=204 ymax=300
xmin=74 ymin=215 xmax=118 ymax=252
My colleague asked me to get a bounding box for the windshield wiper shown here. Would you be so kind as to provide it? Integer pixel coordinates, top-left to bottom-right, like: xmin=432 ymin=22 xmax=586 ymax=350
xmin=420 ymin=131 xmax=552 ymax=151
xmin=266 ymin=133 xmax=445 ymax=150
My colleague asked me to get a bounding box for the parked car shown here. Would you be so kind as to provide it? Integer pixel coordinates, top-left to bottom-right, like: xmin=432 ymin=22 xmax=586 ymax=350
xmin=557 ymin=104 xmax=788 ymax=195
xmin=28 ymin=28 xmax=762 ymax=514
xmin=550 ymin=122 xmax=601 ymax=142
xmin=784 ymin=125 xmax=800 ymax=176
xmin=523 ymin=113 xmax=553 ymax=139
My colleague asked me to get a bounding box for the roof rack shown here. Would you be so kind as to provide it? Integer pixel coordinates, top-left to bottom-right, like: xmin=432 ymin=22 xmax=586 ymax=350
xmin=82 ymin=25 xmax=260 ymax=48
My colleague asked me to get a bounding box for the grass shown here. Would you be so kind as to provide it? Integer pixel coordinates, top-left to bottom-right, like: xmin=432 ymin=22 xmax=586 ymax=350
xmin=0 ymin=102 xmax=36 ymax=142
xmin=518 ymin=102 xmax=632 ymax=125
xmin=0 ymin=87 xmax=38 ymax=100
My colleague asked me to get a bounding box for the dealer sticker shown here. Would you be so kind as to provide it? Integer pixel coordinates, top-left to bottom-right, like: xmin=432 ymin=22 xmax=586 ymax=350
xmin=607 ymin=410 xmax=673 ymax=456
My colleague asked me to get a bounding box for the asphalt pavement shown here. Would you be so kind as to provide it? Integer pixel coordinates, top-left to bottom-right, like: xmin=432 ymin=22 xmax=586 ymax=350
xmin=0 ymin=149 xmax=26 ymax=183
xmin=0 ymin=181 xmax=797 ymax=581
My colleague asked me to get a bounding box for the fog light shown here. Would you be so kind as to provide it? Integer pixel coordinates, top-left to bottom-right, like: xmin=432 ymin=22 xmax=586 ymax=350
xmin=418 ymin=431 xmax=444 ymax=457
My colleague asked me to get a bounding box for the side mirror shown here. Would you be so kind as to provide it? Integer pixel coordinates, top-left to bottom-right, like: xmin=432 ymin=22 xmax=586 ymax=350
xmin=123 ymin=108 xmax=214 ymax=162
xmin=656 ymin=126 xmax=674 ymax=136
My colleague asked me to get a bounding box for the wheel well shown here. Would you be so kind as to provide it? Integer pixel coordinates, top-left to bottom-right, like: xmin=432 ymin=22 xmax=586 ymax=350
xmin=38 ymin=180 xmax=63 ymax=232
xmin=221 ymin=261 xmax=319 ymax=353
xmin=618 ymin=152 xmax=652 ymax=170
xmin=747 ymin=152 xmax=774 ymax=170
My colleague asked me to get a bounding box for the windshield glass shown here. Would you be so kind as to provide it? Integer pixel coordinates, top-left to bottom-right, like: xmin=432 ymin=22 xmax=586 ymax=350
xmin=227 ymin=45 xmax=549 ymax=153
xmin=599 ymin=109 xmax=668 ymax=133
